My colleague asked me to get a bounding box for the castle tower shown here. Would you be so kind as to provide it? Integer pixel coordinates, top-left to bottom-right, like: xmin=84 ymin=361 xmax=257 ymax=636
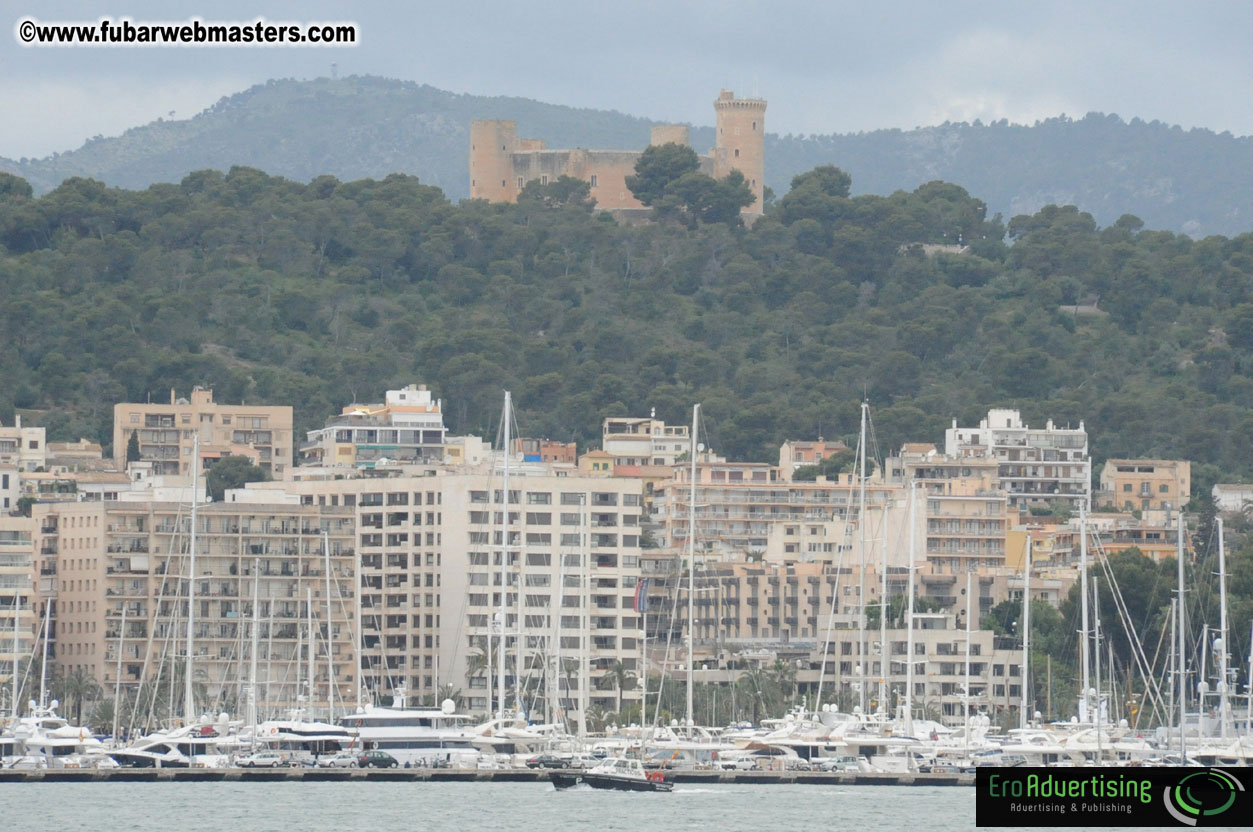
xmin=649 ymin=124 xmax=691 ymax=147
xmin=469 ymin=120 xmax=519 ymax=202
xmin=712 ymin=90 xmax=767 ymax=213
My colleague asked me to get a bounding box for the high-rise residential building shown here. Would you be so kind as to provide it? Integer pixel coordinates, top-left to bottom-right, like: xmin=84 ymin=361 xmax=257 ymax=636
xmin=945 ymin=408 xmax=1089 ymax=512
xmin=245 ymin=463 xmax=648 ymax=720
xmin=113 ymin=387 xmax=293 ymax=478
xmin=0 ymin=515 xmax=36 ymax=717
xmin=652 ymin=456 xmax=908 ymax=565
xmin=299 ymin=384 xmax=448 ymax=469
xmin=31 ymin=497 xmax=355 ymax=717
xmin=1097 ymin=459 xmax=1191 ymax=512
xmin=896 ymin=449 xmax=1009 ymax=571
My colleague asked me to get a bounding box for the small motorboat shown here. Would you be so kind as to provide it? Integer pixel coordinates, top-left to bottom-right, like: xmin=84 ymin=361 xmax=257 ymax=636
xmin=551 ymin=757 xmax=673 ymax=792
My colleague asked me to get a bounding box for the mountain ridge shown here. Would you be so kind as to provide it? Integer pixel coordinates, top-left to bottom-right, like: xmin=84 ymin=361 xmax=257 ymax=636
xmin=3 ymin=75 xmax=1252 ymax=236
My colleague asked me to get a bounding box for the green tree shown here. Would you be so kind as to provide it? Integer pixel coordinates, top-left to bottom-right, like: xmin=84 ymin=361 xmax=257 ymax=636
xmin=125 ymin=430 xmax=141 ymax=463
xmin=204 ymin=455 xmax=269 ymax=502
xmin=624 ymin=143 xmax=700 ymax=207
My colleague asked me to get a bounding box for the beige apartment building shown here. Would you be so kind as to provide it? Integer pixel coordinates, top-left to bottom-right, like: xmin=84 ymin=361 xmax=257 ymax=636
xmin=113 ymin=387 xmax=293 ymax=477
xmin=1098 ymin=459 xmax=1190 ymax=512
xmin=0 ymin=515 xmax=36 ymax=717
xmin=652 ymin=456 xmax=906 ymax=564
xmin=898 ymin=451 xmax=1010 ymax=570
xmin=641 ymin=553 xmax=1026 ymax=726
xmin=31 ymin=498 xmax=356 ymax=719
xmin=245 ymin=464 xmax=648 ymax=719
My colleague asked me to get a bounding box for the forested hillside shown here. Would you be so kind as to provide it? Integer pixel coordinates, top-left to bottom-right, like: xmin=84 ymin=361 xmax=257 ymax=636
xmin=0 ymin=166 xmax=1251 ymax=500
xmin=3 ymin=76 xmax=1252 ymax=236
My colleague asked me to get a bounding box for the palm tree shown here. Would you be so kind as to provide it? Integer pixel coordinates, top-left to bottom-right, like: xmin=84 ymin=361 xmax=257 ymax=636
xmin=596 ymin=660 xmax=637 ymax=718
xmin=436 ymin=683 xmax=462 ymax=708
xmin=57 ymin=667 xmax=102 ymax=724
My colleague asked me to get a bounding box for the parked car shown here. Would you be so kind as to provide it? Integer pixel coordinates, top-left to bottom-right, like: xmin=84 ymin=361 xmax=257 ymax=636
xmin=814 ymin=756 xmax=861 ymax=773
xmin=566 ymin=754 xmax=600 ymax=769
xmin=357 ymin=750 xmax=400 ymax=769
xmin=525 ymin=753 xmax=570 ymax=769
xmin=316 ymin=752 xmax=359 ymax=768
xmin=717 ymin=757 xmax=758 ymax=771
xmin=238 ymin=751 xmax=286 ymax=768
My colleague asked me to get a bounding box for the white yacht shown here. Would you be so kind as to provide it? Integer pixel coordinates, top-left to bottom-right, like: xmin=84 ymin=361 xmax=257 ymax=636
xmin=339 ymin=692 xmax=481 ymax=767
xmin=5 ymin=701 xmax=117 ymax=769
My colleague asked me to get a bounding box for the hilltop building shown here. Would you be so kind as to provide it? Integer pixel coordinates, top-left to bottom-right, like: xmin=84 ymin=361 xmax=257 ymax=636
xmin=945 ymin=409 xmax=1089 ymax=512
xmin=299 ymin=384 xmax=448 ymax=469
xmin=1097 ymin=459 xmax=1190 ymax=512
xmin=113 ymin=388 xmax=293 ymax=478
xmin=470 ymin=90 xmax=767 ymax=215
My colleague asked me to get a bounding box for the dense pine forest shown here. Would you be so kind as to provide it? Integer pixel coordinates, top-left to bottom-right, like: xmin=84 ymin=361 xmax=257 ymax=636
xmin=0 ymin=165 xmax=1252 ymax=501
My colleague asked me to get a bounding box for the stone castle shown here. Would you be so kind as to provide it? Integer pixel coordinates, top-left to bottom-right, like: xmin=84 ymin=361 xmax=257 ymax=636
xmin=469 ymin=90 xmax=766 ymax=215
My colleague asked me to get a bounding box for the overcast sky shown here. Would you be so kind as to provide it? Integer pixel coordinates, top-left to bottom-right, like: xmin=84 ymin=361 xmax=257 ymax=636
xmin=3 ymin=0 xmax=1252 ymax=160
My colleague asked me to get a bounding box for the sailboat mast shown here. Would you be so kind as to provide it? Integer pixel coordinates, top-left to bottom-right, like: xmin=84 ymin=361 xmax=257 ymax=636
xmin=1093 ymin=573 xmax=1102 ymax=760
xmin=307 ymin=587 xmax=314 ymax=719
xmin=905 ymin=483 xmax=916 ymax=736
xmin=879 ymin=500 xmax=888 ymax=715
xmin=686 ymin=404 xmax=699 ymax=729
xmin=112 ymin=601 xmax=125 ymax=741
xmin=857 ymin=400 xmax=868 ymax=714
xmin=497 ymin=392 xmax=511 ymax=717
xmin=248 ymin=555 xmax=259 ymax=749
xmin=964 ymin=569 xmax=972 ymax=760
xmin=11 ymin=595 xmax=20 ymax=718
xmin=39 ymin=583 xmax=50 ymax=709
xmin=1176 ymin=511 xmax=1187 ymax=760
xmin=1020 ymin=536 xmax=1031 ymax=730
xmin=324 ymin=531 xmax=334 ymax=723
xmin=184 ymin=434 xmax=199 ymax=724
xmin=1218 ymin=517 xmax=1229 ymax=738
xmin=1079 ymin=504 xmax=1091 ymax=723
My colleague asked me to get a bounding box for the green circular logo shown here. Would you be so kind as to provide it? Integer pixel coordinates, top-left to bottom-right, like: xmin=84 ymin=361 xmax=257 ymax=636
xmin=1165 ymin=769 xmax=1243 ymax=826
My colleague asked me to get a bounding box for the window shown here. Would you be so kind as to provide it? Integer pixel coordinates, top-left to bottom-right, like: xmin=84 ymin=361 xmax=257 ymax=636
xmin=1123 ymin=483 xmax=1132 ymax=492
xmin=129 ymin=414 xmax=139 ymax=424
xmin=541 ymin=175 xmax=549 ymax=185
xmin=1160 ymin=484 xmax=1169 ymax=493
xmin=517 ymin=177 xmax=524 ymax=189
xmin=501 ymin=180 xmax=506 ymax=188
xmin=734 ymin=148 xmax=739 ymax=158
xmin=590 ymin=174 xmax=598 ymax=187
xmin=222 ymin=416 xmax=231 ymax=425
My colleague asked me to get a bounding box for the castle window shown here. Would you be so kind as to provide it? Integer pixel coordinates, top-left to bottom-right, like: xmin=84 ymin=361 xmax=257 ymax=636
xmin=590 ymin=175 xmax=598 ymax=187
xmin=752 ymin=121 xmax=757 ymax=131
xmin=541 ymin=175 xmax=549 ymax=185
xmin=501 ymin=180 xmax=506 ymax=188
xmin=501 ymin=145 xmax=506 ymax=151
xmin=734 ymin=148 xmax=740 ymax=158
xmin=472 ymin=180 xmax=476 ymax=188
xmin=518 ymin=177 xmax=524 ymax=189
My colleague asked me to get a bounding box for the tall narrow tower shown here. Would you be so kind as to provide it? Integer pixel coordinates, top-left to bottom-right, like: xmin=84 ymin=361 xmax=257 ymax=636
xmin=713 ymin=90 xmax=767 ymax=214
xmin=469 ymin=120 xmax=519 ymax=203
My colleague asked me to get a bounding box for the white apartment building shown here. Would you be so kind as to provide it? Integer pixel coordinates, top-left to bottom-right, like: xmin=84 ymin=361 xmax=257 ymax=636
xmin=601 ymin=414 xmax=690 ymax=467
xmin=245 ymin=463 xmax=648 ymax=720
xmin=945 ymin=408 xmax=1089 ymax=512
xmin=299 ymin=384 xmax=448 ymax=469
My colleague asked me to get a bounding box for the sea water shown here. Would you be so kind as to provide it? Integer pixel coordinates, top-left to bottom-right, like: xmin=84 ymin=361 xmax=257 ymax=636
xmin=0 ymin=781 xmax=1087 ymax=831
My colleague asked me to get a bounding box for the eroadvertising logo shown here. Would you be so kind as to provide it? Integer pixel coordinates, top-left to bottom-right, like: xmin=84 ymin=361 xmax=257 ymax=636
xmin=975 ymin=767 xmax=1250 ymax=827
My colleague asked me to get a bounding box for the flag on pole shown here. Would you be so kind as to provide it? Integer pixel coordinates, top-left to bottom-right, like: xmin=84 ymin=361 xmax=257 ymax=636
xmin=633 ymin=578 xmax=650 ymax=613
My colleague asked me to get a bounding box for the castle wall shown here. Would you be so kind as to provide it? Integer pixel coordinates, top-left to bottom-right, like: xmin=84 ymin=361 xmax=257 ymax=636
xmin=469 ymin=92 xmax=764 ymax=215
